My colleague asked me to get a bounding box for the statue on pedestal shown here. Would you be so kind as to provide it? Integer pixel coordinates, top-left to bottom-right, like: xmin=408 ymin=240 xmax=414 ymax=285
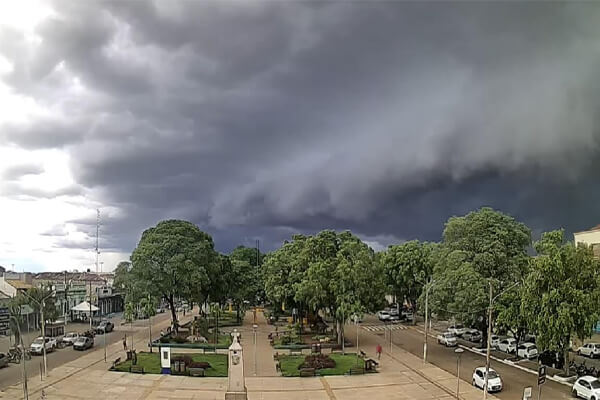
xmin=225 ymin=329 xmax=247 ymax=400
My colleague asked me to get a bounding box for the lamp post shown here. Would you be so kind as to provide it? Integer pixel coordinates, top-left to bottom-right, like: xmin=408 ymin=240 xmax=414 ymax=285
xmin=455 ymin=347 xmax=464 ymax=399
xmin=21 ymin=289 xmax=54 ymax=378
xmin=10 ymin=316 xmax=28 ymax=400
xmin=354 ymin=314 xmax=360 ymax=366
xmin=253 ymin=324 xmax=258 ymax=376
xmin=423 ymin=278 xmax=435 ymax=363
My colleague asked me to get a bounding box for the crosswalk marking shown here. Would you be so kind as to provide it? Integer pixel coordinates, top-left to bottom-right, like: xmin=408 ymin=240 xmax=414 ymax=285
xmin=362 ymin=324 xmax=407 ymax=332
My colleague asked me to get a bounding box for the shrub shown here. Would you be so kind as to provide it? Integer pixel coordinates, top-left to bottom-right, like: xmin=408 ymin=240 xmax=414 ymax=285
xmin=173 ymin=336 xmax=187 ymax=344
xmin=299 ymin=354 xmax=336 ymax=370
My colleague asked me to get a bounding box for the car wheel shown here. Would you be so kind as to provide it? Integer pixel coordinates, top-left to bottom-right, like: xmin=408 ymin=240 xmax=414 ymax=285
xmin=591 ymin=396 xmax=596 ymax=400
xmin=572 ymin=389 xmax=578 ymax=398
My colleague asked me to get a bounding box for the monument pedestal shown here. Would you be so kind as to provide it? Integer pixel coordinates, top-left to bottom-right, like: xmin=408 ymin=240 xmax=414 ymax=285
xmin=225 ymin=329 xmax=247 ymax=400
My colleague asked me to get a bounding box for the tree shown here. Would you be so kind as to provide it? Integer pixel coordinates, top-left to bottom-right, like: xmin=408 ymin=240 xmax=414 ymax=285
xmin=383 ymin=240 xmax=435 ymax=319
xmin=25 ymin=286 xmax=58 ymax=330
xmin=130 ymin=220 xmax=219 ymax=332
xmin=429 ymin=207 xmax=531 ymax=336
xmin=522 ymin=229 xmax=600 ymax=373
xmin=229 ymin=246 xmax=265 ymax=307
xmin=113 ymin=261 xmax=132 ymax=292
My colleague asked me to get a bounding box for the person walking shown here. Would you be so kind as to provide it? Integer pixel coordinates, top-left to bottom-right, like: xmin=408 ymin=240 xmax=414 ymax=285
xmin=122 ymin=335 xmax=127 ymax=351
xmin=376 ymin=343 xmax=382 ymax=360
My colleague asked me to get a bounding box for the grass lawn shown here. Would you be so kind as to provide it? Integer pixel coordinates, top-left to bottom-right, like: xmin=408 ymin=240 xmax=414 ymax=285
xmin=113 ymin=352 xmax=228 ymax=376
xmin=278 ymin=353 xmax=365 ymax=377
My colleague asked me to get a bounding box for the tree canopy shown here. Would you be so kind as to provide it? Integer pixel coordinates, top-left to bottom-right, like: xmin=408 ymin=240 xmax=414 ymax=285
xmin=130 ymin=219 xmax=219 ymax=330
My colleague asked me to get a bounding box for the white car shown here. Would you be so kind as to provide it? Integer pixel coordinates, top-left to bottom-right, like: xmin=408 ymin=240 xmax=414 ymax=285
xmin=572 ymin=376 xmax=600 ymax=399
xmin=497 ymin=338 xmax=517 ymax=353
xmin=30 ymin=337 xmax=56 ymax=355
xmin=579 ymin=343 xmax=600 ymax=359
xmin=447 ymin=324 xmax=468 ymax=337
xmin=437 ymin=332 xmax=458 ymax=347
xmin=472 ymin=367 xmax=503 ymax=392
xmin=517 ymin=342 xmax=538 ymax=359
xmin=490 ymin=335 xmax=501 ymax=348
xmin=377 ymin=311 xmax=391 ymax=321
xmin=62 ymin=332 xmax=80 ymax=346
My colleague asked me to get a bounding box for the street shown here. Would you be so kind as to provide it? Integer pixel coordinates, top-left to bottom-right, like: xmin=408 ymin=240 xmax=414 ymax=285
xmin=0 ymin=311 xmax=172 ymax=390
xmin=355 ymin=316 xmax=573 ymax=400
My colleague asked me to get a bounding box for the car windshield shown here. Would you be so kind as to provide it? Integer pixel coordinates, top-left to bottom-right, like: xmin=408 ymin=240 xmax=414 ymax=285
xmin=32 ymin=338 xmax=43 ymax=345
xmin=445 ymin=333 xmax=455 ymax=338
xmin=487 ymin=371 xmax=499 ymax=379
xmin=75 ymin=337 xmax=85 ymax=342
xmin=591 ymin=380 xmax=600 ymax=389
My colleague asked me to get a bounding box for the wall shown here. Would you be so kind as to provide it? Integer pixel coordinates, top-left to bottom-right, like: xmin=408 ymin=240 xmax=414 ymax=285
xmin=574 ymin=229 xmax=600 ymax=258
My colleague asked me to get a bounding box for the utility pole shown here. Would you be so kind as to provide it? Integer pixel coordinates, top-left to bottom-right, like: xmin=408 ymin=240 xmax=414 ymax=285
xmin=63 ymin=271 xmax=68 ymax=332
xmin=483 ymin=281 xmax=492 ymax=400
xmin=89 ymin=277 xmax=92 ymax=331
xmin=95 ymin=209 xmax=100 ymax=274
xmin=41 ymin=299 xmax=47 ymax=378
xmin=423 ymin=279 xmax=434 ymax=363
xmin=11 ymin=316 xmax=28 ymax=400
xmin=148 ymin=295 xmax=153 ymax=354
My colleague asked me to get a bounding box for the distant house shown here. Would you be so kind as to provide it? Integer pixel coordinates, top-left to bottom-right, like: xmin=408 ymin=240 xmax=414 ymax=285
xmin=574 ymin=224 xmax=600 ymax=258
xmin=0 ymin=272 xmax=34 ymax=297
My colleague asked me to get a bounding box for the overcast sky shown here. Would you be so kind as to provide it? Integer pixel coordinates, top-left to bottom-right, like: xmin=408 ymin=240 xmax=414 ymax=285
xmin=1 ymin=1 xmax=599 ymax=272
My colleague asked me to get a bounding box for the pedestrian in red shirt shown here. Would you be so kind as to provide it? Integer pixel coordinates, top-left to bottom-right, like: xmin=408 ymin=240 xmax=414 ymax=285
xmin=376 ymin=344 xmax=382 ymax=360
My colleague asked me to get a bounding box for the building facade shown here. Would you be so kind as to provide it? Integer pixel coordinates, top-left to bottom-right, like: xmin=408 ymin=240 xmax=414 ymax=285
xmin=574 ymin=225 xmax=600 ymax=258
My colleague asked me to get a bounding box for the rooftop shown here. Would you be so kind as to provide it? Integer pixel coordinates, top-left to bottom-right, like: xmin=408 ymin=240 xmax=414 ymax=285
xmin=5 ymin=279 xmax=33 ymax=290
xmin=34 ymin=272 xmax=107 ymax=283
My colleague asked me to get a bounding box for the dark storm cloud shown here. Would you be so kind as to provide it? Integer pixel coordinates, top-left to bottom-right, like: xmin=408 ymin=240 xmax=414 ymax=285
xmin=1 ymin=1 xmax=600 ymax=256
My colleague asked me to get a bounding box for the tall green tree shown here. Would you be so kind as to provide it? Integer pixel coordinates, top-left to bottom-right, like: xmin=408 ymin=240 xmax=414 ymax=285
xmin=383 ymin=240 xmax=436 ymax=316
xmin=130 ymin=220 xmax=219 ymax=332
xmin=229 ymin=246 xmax=265 ymax=306
xmin=429 ymin=207 xmax=531 ymax=334
xmin=522 ymin=230 xmax=600 ymax=373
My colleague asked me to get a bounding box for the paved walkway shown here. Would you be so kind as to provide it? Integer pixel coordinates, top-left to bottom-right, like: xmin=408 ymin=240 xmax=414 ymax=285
xmin=240 ymin=310 xmax=277 ymax=377
xmin=0 ymin=311 xmax=502 ymax=399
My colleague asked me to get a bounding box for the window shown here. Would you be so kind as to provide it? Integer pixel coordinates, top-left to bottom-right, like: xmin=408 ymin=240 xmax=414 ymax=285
xmin=163 ymin=351 xmax=168 ymax=360
xmin=581 ymin=381 xmax=591 ymax=389
xmin=476 ymin=370 xmax=483 ymax=378
xmin=590 ymin=380 xmax=600 ymax=389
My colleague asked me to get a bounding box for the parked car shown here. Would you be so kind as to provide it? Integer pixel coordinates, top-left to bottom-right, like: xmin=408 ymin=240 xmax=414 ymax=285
xmin=572 ymin=376 xmax=600 ymax=399
xmin=579 ymin=343 xmax=600 ymax=359
xmin=539 ymin=350 xmax=565 ymax=370
xmin=401 ymin=310 xmax=414 ymax=321
xmin=472 ymin=367 xmax=503 ymax=392
xmin=388 ymin=308 xmax=400 ymax=316
xmin=463 ymin=329 xmax=483 ymax=343
xmin=30 ymin=337 xmax=56 ymax=355
xmin=448 ymin=324 xmax=468 ymax=337
xmin=437 ymin=332 xmax=458 ymax=347
xmin=95 ymin=320 xmax=114 ymax=334
xmin=0 ymin=353 xmax=8 ymax=368
xmin=156 ymin=307 xmax=165 ymax=314
xmin=517 ymin=342 xmax=538 ymax=359
xmin=388 ymin=314 xmax=401 ymax=322
xmin=497 ymin=338 xmax=517 ymax=354
xmin=377 ymin=311 xmax=391 ymax=321
xmin=62 ymin=332 xmax=80 ymax=346
xmin=491 ymin=335 xmax=501 ymax=348
xmin=73 ymin=336 xmax=94 ymax=351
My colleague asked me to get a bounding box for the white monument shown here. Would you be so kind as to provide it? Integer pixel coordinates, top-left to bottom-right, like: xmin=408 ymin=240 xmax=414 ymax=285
xmin=225 ymin=329 xmax=247 ymax=400
xmin=160 ymin=347 xmax=171 ymax=374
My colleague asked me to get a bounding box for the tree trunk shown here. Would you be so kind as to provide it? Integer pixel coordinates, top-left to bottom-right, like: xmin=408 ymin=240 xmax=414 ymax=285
xmin=337 ymin=319 xmax=344 ymax=345
xmin=236 ymin=303 xmax=240 ymax=323
xmin=167 ymin=294 xmax=178 ymax=333
xmin=564 ymin=336 xmax=571 ymax=375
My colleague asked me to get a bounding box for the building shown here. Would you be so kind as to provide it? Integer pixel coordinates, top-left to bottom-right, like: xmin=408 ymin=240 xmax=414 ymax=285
xmin=574 ymin=225 xmax=600 ymax=258
xmin=0 ymin=272 xmax=34 ymax=298
xmin=96 ymin=285 xmax=124 ymax=315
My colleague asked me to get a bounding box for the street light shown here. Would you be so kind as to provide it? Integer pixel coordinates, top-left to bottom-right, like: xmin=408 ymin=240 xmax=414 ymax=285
xmin=253 ymin=324 xmax=258 ymax=376
xmin=423 ymin=278 xmax=435 ymax=363
xmin=10 ymin=316 xmax=28 ymax=400
xmin=21 ymin=289 xmax=54 ymax=378
xmin=455 ymin=347 xmax=464 ymax=399
xmin=483 ymin=280 xmax=521 ymax=400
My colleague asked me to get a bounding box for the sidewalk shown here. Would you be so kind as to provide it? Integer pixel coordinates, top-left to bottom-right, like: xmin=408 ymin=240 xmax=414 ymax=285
xmin=241 ymin=310 xmax=277 ymax=377
xmin=0 ymin=312 xmax=501 ymax=399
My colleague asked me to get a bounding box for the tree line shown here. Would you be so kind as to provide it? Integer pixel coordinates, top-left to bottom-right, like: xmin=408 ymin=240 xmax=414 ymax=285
xmin=119 ymin=208 xmax=599 ymax=373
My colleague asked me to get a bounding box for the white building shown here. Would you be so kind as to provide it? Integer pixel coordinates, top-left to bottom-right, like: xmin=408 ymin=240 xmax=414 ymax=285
xmin=574 ymin=225 xmax=600 ymax=258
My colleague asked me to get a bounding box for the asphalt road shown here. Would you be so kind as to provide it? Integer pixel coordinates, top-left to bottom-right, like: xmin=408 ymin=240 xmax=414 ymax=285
xmin=0 ymin=311 xmax=172 ymax=390
xmin=356 ymin=316 xmax=573 ymax=399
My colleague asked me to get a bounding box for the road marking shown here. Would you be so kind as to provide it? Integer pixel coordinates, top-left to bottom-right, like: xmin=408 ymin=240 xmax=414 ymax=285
xmin=362 ymin=324 xmax=407 ymax=332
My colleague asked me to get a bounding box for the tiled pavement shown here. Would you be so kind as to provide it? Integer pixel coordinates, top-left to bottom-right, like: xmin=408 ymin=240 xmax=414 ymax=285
xmin=0 ymin=312 xmax=500 ymax=400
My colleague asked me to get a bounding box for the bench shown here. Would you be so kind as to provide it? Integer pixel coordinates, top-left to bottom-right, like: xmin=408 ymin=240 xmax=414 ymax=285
xmin=112 ymin=357 xmax=121 ymax=369
xmin=359 ymin=350 xmax=366 ymax=359
xmin=365 ymin=358 xmax=379 ymax=372
xmin=188 ymin=367 xmax=205 ymax=377
xmin=203 ymin=347 xmax=217 ymax=354
xmin=299 ymin=368 xmax=316 ymax=377
xmin=130 ymin=365 xmax=145 ymax=374
xmin=330 ymin=344 xmax=343 ymax=354
xmin=347 ymin=366 xmax=365 ymax=375
xmin=289 ymin=349 xmax=303 ymax=356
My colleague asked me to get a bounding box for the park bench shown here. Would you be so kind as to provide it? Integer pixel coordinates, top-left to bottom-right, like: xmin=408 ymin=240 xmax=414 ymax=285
xmin=289 ymin=349 xmax=303 ymax=356
xmin=130 ymin=365 xmax=145 ymax=374
xmin=111 ymin=357 xmax=121 ymax=369
xmin=203 ymin=347 xmax=217 ymax=354
xmin=188 ymin=367 xmax=205 ymax=377
xmin=330 ymin=344 xmax=343 ymax=354
xmin=299 ymin=368 xmax=316 ymax=377
xmin=347 ymin=366 xmax=365 ymax=375
xmin=359 ymin=350 xmax=366 ymax=359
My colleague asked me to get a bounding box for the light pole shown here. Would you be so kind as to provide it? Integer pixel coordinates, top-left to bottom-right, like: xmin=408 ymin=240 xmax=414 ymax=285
xmin=423 ymin=278 xmax=435 ymax=363
xmin=455 ymin=347 xmax=464 ymax=399
xmin=253 ymin=324 xmax=258 ymax=376
xmin=354 ymin=314 xmax=360 ymax=365
xmin=148 ymin=295 xmax=153 ymax=354
xmin=483 ymin=280 xmax=521 ymax=400
xmin=22 ymin=289 xmax=54 ymax=378
xmin=10 ymin=316 xmax=28 ymax=400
